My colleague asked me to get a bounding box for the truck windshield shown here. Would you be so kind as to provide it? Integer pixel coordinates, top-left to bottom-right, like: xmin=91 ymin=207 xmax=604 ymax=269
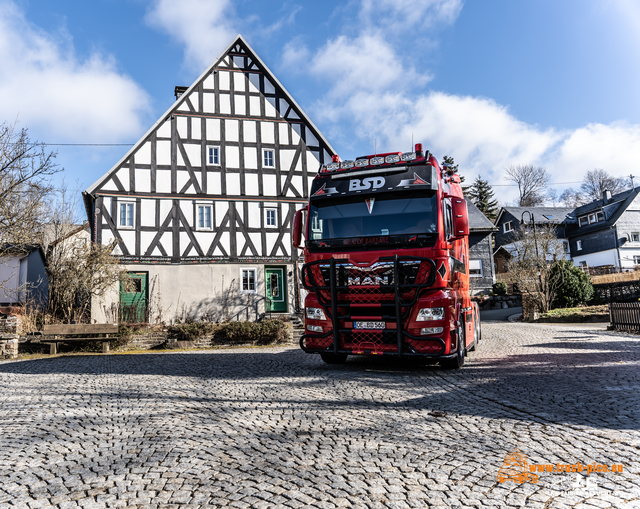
xmin=308 ymin=191 xmax=438 ymax=240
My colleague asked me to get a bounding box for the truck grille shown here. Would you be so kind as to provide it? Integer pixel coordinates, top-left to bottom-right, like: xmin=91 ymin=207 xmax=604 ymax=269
xmin=302 ymin=257 xmax=436 ymax=307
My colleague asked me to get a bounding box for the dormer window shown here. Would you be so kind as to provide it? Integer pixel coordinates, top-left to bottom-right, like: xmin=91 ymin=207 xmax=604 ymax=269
xmin=631 ymin=232 xmax=640 ymax=242
xmin=503 ymin=221 xmax=514 ymax=233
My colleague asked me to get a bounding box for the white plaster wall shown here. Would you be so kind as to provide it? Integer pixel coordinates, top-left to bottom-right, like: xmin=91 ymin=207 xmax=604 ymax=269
xmin=0 ymin=256 xmax=20 ymax=303
xmin=572 ymin=249 xmax=619 ymax=268
xmin=92 ymin=263 xmax=298 ymax=324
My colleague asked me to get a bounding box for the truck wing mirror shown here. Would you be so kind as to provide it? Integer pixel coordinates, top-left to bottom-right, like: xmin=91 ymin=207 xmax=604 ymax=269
xmin=292 ymin=207 xmax=307 ymax=249
xmin=451 ymin=198 xmax=469 ymax=238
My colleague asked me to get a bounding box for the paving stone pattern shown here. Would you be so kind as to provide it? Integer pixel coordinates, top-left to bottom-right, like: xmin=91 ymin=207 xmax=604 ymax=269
xmin=0 ymin=321 xmax=639 ymax=508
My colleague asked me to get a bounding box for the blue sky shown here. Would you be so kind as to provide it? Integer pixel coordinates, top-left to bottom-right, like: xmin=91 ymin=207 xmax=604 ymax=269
xmin=2 ymin=0 xmax=640 ymax=206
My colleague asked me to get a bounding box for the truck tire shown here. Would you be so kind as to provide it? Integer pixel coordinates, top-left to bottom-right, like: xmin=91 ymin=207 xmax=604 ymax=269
xmin=441 ymin=320 xmax=465 ymax=370
xmin=320 ymin=352 xmax=348 ymax=364
xmin=469 ymin=310 xmax=479 ymax=352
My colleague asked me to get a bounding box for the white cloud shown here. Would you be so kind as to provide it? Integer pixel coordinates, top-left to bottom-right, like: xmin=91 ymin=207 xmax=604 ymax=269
xmin=288 ymin=0 xmax=640 ymax=204
xmin=0 ymin=0 xmax=151 ymax=142
xmin=360 ymin=0 xmax=463 ymax=29
xmin=145 ymin=0 xmax=237 ymax=71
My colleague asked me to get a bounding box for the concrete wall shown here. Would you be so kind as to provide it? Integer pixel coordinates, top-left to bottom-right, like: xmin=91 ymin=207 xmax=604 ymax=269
xmin=92 ymin=262 xmax=298 ymax=324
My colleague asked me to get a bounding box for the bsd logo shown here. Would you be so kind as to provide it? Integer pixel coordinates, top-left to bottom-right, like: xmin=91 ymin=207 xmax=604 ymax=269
xmin=349 ymin=177 xmax=385 ymax=191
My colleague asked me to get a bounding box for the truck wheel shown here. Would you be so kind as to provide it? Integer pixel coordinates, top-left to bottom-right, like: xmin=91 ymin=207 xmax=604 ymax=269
xmin=469 ymin=311 xmax=479 ymax=352
xmin=441 ymin=320 xmax=465 ymax=370
xmin=320 ymin=352 xmax=348 ymax=364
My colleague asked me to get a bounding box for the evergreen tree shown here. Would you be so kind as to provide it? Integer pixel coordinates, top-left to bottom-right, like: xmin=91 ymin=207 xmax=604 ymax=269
xmin=442 ymin=155 xmax=465 ymax=182
xmin=467 ymin=175 xmax=498 ymax=220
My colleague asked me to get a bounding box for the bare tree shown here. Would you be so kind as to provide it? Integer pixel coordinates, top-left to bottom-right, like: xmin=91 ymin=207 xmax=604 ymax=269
xmin=580 ymin=169 xmax=628 ymax=202
xmin=44 ymin=185 xmax=127 ymax=323
xmin=504 ymin=165 xmax=551 ymax=206
xmin=506 ymin=224 xmax=567 ymax=313
xmin=0 ymin=120 xmax=60 ymax=298
xmin=559 ymin=187 xmax=585 ymax=207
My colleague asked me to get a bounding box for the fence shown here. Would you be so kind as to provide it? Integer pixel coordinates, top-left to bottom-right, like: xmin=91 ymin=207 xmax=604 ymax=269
xmin=593 ymin=279 xmax=640 ymax=304
xmin=609 ymin=302 xmax=640 ymax=332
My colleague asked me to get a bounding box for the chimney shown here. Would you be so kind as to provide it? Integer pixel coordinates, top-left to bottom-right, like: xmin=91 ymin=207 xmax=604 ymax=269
xmin=603 ymin=189 xmax=612 ymax=204
xmin=174 ymin=86 xmax=188 ymax=101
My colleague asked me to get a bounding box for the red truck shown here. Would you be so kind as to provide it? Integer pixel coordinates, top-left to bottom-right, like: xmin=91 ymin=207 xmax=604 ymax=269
xmin=292 ymin=144 xmax=480 ymax=369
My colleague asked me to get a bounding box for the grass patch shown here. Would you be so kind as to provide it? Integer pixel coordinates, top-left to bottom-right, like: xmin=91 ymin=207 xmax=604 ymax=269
xmin=538 ymin=305 xmax=609 ymax=323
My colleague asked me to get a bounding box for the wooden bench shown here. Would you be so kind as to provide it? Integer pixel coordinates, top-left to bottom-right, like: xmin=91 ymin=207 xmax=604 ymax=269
xmin=42 ymin=324 xmax=119 ymax=355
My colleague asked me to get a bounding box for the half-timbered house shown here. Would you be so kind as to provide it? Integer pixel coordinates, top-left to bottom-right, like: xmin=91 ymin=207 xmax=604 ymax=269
xmin=84 ymin=35 xmax=336 ymax=323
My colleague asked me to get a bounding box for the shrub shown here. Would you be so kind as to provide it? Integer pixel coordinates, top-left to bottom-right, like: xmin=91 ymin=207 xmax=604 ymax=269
xmin=167 ymin=321 xmax=217 ymax=341
xmin=215 ymin=319 xmax=289 ymax=345
xmin=550 ymin=260 xmax=594 ymax=308
xmin=492 ymin=282 xmax=508 ymax=295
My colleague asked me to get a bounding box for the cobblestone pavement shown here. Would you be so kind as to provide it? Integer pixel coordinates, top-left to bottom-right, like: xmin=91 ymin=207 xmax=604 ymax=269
xmin=0 ymin=322 xmax=639 ymax=508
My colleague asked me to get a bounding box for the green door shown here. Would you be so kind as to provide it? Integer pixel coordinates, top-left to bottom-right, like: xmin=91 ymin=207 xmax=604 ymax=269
xmin=265 ymin=267 xmax=287 ymax=313
xmin=119 ymin=272 xmax=148 ymax=323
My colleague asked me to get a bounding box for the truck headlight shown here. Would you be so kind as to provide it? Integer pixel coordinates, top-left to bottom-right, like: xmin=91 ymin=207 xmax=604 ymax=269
xmin=416 ymin=307 xmax=445 ymax=321
xmin=306 ymin=307 xmax=326 ymax=320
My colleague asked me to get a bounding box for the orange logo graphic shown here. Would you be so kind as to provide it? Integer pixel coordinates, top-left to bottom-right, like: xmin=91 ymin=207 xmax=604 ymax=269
xmin=497 ymin=449 xmax=539 ymax=484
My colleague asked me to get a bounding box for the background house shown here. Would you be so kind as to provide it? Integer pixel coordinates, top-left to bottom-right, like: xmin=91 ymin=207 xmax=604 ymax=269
xmin=493 ymin=187 xmax=640 ymax=273
xmin=567 ymin=188 xmax=640 ymax=270
xmin=466 ymin=199 xmax=497 ymax=294
xmin=493 ymin=206 xmax=574 ymax=273
xmin=84 ymin=35 xmax=336 ymax=323
xmin=0 ymin=245 xmax=48 ymax=306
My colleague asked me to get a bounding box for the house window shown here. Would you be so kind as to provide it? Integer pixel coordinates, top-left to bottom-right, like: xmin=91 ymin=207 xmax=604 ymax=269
xmin=263 ymin=149 xmax=275 ymax=168
xmin=119 ymin=202 xmax=135 ymax=228
xmin=631 ymin=232 xmax=640 ymax=242
xmin=265 ymin=208 xmax=277 ymax=227
xmin=596 ymin=211 xmax=604 ymax=222
xmin=208 ymin=146 xmax=220 ymax=165
xmin=469 ymin=260 xmax=482 ymax=277
xmin=579 ymin=260 xmax=588 ymax=268
xmin=503 ymin=221 xmax=513 ymax=233
xmin=588 ymin=213 xmax=597 ymax=224
xmin=634 ymin=256 xmax=640 ymax=265
xmin=196 ymin=204 xmax=213 ymax=230
xmin=578 ymin=216 xmax=588 ymax=227
xmin=576 ymin=240 xmax=582 ymax=251
xmin=563 ymin=242 xmax=570 ymax=254
xmin=241 ymin=268 xmax=256 ymax=293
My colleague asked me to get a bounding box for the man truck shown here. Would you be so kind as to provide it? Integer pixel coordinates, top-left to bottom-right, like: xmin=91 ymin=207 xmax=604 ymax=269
xmin=292 ymin=144 xmax=480 ymax=369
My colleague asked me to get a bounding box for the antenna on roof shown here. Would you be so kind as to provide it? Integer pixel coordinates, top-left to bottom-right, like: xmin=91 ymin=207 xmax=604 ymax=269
xmin=630 ymin=174 xmax=636 ymax=189
xmin=374 ymin=137 xmax=377 ymax=156
xmin=411 ymin=132 xmax=414 ymax=153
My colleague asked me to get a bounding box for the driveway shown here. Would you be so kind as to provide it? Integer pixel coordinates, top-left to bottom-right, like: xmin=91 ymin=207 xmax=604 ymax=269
xmin=0 ymin=322 xmax=638 ymax=508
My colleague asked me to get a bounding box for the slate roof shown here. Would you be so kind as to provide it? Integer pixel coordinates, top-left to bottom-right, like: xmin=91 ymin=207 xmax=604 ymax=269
xmin=465 ymin=199 xmax=496 ymax=231
xmin=496 ymin=206 xmax=575 ymax=226
xmin=568 ymin=188 xmax=640 ymax=235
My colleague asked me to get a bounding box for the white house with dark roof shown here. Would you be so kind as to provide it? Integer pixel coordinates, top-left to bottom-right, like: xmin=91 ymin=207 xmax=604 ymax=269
xmin=83 ymin=35 xmax=336 ymax=323
xmin=493 ymin=187 xmax=640 ymax=273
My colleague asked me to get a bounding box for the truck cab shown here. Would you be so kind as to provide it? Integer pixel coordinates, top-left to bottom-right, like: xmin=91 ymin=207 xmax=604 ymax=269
xmin=292 ymin=144 xmax=479 ymax=368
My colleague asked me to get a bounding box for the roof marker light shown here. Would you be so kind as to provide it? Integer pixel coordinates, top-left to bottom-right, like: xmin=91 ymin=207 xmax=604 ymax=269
xmin=370 ymin=156 xmax=384 ymax=165
xmin=400 ymin=152 xmax=416 ymax=161
xmin=331 ymin=154 xmax=340 ymax=163
xmin=326 ymin=162 xmax=340 ymax=171
xmin=355 ymin=159 xmax=369 ymax=167
xmin=385 ymin=154 xmax=400 ymax=164
xmin=340 ymin=160 xmax=355 ymax=169
xmin=415 ymin=143 xmax=423 ymax=156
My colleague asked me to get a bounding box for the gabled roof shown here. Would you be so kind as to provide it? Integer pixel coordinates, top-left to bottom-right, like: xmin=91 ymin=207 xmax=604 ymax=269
xmin=494 ymin=206 xmax=575 ymax=226
xmin=85 ymin=34 xmax=336 ymax=195
xmin=569 ymin=187 xmax=640 ymax=235
xmin=465 ymin=199 xmax=497 ymax=231
xmin=0 ymin=244 xmax=45 ymax=258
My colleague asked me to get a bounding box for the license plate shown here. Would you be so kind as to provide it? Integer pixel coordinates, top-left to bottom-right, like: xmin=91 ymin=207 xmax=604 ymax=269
xmin=354 ymin=321 xmax=385 ymax=329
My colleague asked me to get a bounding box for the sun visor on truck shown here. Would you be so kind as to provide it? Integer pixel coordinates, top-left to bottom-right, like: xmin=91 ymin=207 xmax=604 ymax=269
xmin=310 ymin=164 xmax=439 ymax=198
